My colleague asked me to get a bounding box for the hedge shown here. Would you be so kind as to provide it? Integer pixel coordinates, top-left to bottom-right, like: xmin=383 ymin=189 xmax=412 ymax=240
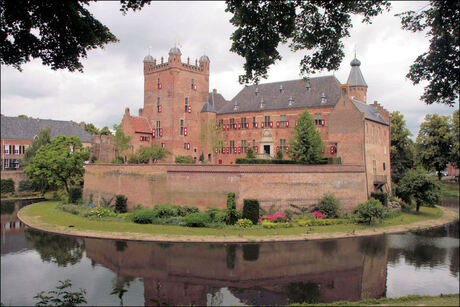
xmin=1 ymin=179 xmax=15 ymax=193
xmin=235 ymin=157 xmax=341 ymax=165
xmin=175 ymin=155 xmax=194 ymax=164
xmin=243 ymin=199 xmax=260 ymax=224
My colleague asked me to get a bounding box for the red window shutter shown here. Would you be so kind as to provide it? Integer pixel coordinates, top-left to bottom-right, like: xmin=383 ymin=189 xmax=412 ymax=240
xmin=276 ymin=121 xmax=280 ymax=128
xmin=255 ymin=146 xmax=258 ymax=153
xmin=159 ymin=128 xmax=163 ymax=137
xmin=322 ymin=119 xmax=325 ymax=126
xmin=188 ymin=105 xmax=192 ymax=113
xmin=158 ymin=83 xmax=162 ymax=89
xmin=187 ymin=143 xmax=190 ymax=150
xmin=238 ymin=147 xmax=241 ymax=154
xmin=193 ymin=84 xmax=197 ymax=90
xmin=286 ymin=121 xmax=289 ymax=127
xmin=184 ymin=127 xmax=188 ymax=136
xmin=152 ymin=129 xmax=156 ymax=137
xmin=270 ymin=122 xmax=273 ymax=128
xmin=330 ymin=146 xmax=334 ymax=154
xmin=238 ymin=123 xmax=241 ymax=129
xmin=255 ymin=122 xmax=258 ymax=128
xmin=261 ymin=122 xmax=265 ymax=128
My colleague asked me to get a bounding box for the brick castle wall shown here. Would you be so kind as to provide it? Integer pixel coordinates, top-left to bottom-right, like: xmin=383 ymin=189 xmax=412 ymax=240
xmin=83 ymin=164 xmax=367 ymax=212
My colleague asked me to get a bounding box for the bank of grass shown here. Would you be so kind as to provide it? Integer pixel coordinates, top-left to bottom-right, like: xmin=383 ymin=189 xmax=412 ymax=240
xmin=19 ymin=201 xmax=446 ymax=238
xmin=291 ymin=293 xmax=459 ymax=306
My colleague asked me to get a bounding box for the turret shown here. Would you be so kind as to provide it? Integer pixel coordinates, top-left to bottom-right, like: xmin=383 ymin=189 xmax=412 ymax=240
xmin=168 ymin=46 xmax=182 ymax=66
xmin=347 ymin=57 xmax=367 ymax=103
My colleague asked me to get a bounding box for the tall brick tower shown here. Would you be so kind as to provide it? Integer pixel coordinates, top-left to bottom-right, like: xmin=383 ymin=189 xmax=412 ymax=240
xmin=347 ymin=57 xmax=367 ymax=103
xmin=140 ymin=46 xmax=211 ymax=162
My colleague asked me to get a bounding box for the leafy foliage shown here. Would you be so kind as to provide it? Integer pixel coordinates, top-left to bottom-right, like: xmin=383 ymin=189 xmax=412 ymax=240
xmin=242 ymin=199 xmax=260 ymax=224
xmin=113 ymin=124 xmax=132 ymax=162
xmin=451 ymin=110 xmax=459 ymax=168
xmin=82 ymin=122 xmax=100 ymax=135
xmin=18 ymin=179 xmax=36 ymax=192
xmin=68 ymin=186 xmax=82 ymax=204
xmin=34 ymin=279 xmax=87 ymax=306
xmin=416 ymin=114 xmax=453 ymax=180
xmin=397 ymin=0 xmax=459 ymax=106
xmin=225 ymin=0 xmax=390 ymax=84
xmin=1 ymin=178 xmax=15 ymax=193
xmin=23 ymin=135 xmax=89 ymax=195
xmin=132 ymin=143 xmax=171 ymax=164
xmin=354 ymin=198 xmax=387 ymax=224
xmin=370 ymin=192 xmax=388 ymax=206
xmin=100 ymin=126 xmax=113 ymax=136
xmin=115 ymin=194 xmax=128 ymax=213
xmin=390 ymin=111 xmax=414 ymax=183
xmin=235 ymin=218 xmax=253 ymax=228
xmin=225 ymin=192 xmax=241 ymax=225
xmin=397 ymin=168 xmax=441 ymax=212
xmin=318 ymin=193 xmax=340 ymax=218
xmin=175 ymin=155 xmax=194 ymax=164
xmin=131 ymin=209 xmax=157 ymax=224
xmin=22 ymin=127 xmax=51 ymax=167
xmin=183 ymin=212 xmax=211 ymax=227
xmin=288 ymin=109 xmax=323 ymax=164
xmin=246 ymin=147 xmax=256 ymax=159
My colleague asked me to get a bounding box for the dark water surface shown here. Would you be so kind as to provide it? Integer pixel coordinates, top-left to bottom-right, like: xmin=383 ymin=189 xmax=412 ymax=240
xmin=1 ymin=199 xmax=458 ymax=306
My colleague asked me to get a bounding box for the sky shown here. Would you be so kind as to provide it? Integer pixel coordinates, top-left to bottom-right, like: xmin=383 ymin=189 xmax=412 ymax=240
xmin=1 ymin=1 xmax=458 ymax=138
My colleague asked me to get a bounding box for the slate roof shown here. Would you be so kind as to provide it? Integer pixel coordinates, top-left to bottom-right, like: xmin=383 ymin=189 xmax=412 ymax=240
xmin=208 ymin=92 xmax=228 ymax=111
xmin=131 ymin=117 xmax=152 ymax=133
xmin=200 ymin=101 xmax=216 ymax=113
xmin=0 ymin=116 xmax=92 ymax=142
xmin=216 ymin=76 xmax=341 ymax=115
xmin=347 ymin=57 xmax=367 ymax=87
xmin=352 ymin=99 xmax=388 ymax=125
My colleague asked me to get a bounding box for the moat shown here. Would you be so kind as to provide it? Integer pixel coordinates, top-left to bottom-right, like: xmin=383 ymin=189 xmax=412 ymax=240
xmin=1 ymin=199 xmax=459 ymax=306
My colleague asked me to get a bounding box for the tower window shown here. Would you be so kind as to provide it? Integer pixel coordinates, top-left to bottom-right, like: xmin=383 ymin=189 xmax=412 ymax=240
xmin=264 ymin=116 xmax=270 ymax=127
xmin=157 ymin=97 xmax=160 ymax=105
xmin=191 ymin=79 xmax=194 ymax=89
xmin=180 ymin=119 xmax=184 ymax=135
xmin=184 ymin=97 xmax=188 ymax=112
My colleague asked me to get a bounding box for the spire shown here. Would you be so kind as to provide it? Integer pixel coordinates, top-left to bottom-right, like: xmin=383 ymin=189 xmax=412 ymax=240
xmin=347 ymin=56 xmax=367 ymax=87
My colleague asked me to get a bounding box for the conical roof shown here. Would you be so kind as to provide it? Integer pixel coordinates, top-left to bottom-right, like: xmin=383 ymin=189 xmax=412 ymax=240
xmin=347 ymin=57 xmax=367 ymax=87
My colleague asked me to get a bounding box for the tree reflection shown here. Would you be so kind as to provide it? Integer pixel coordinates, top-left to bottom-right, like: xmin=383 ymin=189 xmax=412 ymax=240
xmin=24 ymin=229 xmax=84 ymax=267
xmin=285 ymin=282 xmax=320 ymax=304
xmin=449 ymin=248 xmax=459 ymax=277
xmin=242 ymin=244 xmax=259 ymax=261
xmin=359 ymin=236 xmax=386 ymax=258
xmin=388 ymin=244 xmax=447 ymax=268
xmin=1 ymin=200 xmax=15 ymax=215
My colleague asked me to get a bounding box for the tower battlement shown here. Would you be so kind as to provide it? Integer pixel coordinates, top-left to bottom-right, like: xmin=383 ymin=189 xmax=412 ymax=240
xmin=143 ymin=46 xmax=209 ymax=75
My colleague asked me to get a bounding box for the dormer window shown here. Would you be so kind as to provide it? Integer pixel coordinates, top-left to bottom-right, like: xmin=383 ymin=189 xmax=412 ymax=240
xmin=259 ymin=98 xmax=265 ymax=109
xmin=234 ymin=101 xmax=239 ymax=111
xmin=320 ymin=92 xmax=327 ymax=104
xmin=255 ymin=88 xmax=260 ymax=96
xmin=306 ymin=82 xmax=311 ymax=91
xmin=288 ymin=96 xmax=294 ymax=106
xmin=279 ymin=85 xmax=284 ymax=93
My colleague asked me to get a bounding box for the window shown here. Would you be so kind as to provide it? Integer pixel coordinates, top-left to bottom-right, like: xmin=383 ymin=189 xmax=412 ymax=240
xmin=140 ymin=136 xmax=150 ymax=142
xmin=191 ymin=79 xmax=194 ymax=89
xmin=156 ymin=121 xmax=161 ymax=138
xmin=373 ymin=160 xmax=377 ymax=174
xmin=241 ymin=117 xmax=247 ymax=128
xmin=383 ymin=162 xmax=386 ymax=171
xmin=241 ymin=140 xmax=247 ymax=153
xmin=218 ymin=140 xmax=223 ymax=152
xmin=280 ymin=139 xmax=286 ymax=150
xmin=184 ymin=97 xmax=188 ymax=112
xmin=13 ymin=145 xmax=19 ymax=155
xmin=180 ymin=119 xmax=184 ymax=136
xmin=280 ymin=115 xmax=286 ymax=127
xmin=315 ymin=113 xmax=321 ymax=125
xmin=3 ymin=145 xmax=10 ymax=155
xmin=157 ymin=97 xmax=160 ymax=106
xmin=264 ymin=116 xmax=270 ymax=127
xmin=230 ymin=140 xmax=235 ymax=153
xmin=230 ymin=118 xmax=235 ymax=129
xmin=184 ymin=143 xmax=187 ymax=150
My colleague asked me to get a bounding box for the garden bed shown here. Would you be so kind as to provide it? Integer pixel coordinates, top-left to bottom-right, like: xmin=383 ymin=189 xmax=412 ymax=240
xmin=17 ymin=201 xmax=457 ymax=243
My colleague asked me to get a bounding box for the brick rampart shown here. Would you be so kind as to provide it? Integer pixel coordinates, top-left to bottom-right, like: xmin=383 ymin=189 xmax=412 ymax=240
xmin=83 ymin=164 xmax=367 ymax=212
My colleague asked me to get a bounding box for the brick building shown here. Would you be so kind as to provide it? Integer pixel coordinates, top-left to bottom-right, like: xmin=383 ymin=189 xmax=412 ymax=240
xmin=121 ymin=47 xmax=391 ymax=194
xmin=0 ymin=116 xmax=92 ymax=171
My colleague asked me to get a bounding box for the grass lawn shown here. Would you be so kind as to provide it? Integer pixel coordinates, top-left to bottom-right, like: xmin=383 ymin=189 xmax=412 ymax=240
xmin=20 ymin=201 xmax=446 ymax=238
xmin=292 ymin=293 xmax=460 ymax=306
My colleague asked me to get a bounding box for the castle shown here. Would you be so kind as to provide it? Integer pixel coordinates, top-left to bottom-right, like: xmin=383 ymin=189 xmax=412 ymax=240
xmin=120 ymin=46 xmax=391 ymax=195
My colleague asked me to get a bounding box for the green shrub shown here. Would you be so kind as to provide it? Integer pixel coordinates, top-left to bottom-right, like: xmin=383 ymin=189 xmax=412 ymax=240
xmin=283 ymin=209 xmax=294 ymax=221
xmin=115 ymin=194 xmax=128 ymax=213
xmin=132 ymin=209 xmax=157 ymax=224
xmin=153 ymin=204 xmax=179 ymax=218
xmin=370 ymin=192 xmax=388 ymax=206
xmin=235 ymin=218 xmax=253 ymax=228
xmin=68 ymin=186 xmax=83 ymax=204
xmin=276 ymin=149 xmax=284 ymax=160
xmin=177 ymin=205 xmax=199 ymax=217
xmin=225 ymin=192 xmax=240 ymax=225
xmin=183 ymin=212 xmax=211 ymax=227
xmin=261 ymin=220 xmax=292 ymax=228
xmin=199 ymin=152 xmax=204 ymax=162
xmin=175 ymin=155 xmax=194 ymax=164
xmin=246 ymin=147 xmax=256 ymax=159
xmin=111 ymin=156 xmax=124 ymax=164
xmin=84 ymin=207 xmax=117 ymax=219
xmin=242 ymin=199 xmax=260 ymax=224
xmin=354 ymin=198 xmax=387 ymax=224
xmin=127 ymin=153 xmax=139 ymax=164
xmin=1 ymin=179 xmax=15 ymax=193
xmin=18 ymin=180 xmax=35 ymax=192
xmin=318 ymin=193 xmax=340 ymax=218
xmin=133 ymin=203 xmax=144 ymax=211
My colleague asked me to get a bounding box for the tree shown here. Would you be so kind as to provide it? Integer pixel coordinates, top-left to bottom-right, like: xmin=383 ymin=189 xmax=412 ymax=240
xmin=135 ymin=143 xmax=171 ymax=164
xmin=113 ymin=124 xmax=132 ymax=162
xmin=354 ymin=198 xmax=386 ymax=224
xmin=397 ymin=168 xmax=441 ymax=212
xmin=0 ymin=0 xmax=152 ymax=72
xmin=288 ymin=109 xmax=323 ymax=164
xmin=225 ymin=0 xmax=390 ymax=84
xmin=22 ymin=127 xmax=51 ymax=167
xmin=18 ymin=114 xmax=29 ymax=118
xmin=246 ymin=147 xmax=256 ymax=159
xmin=23 ymin=135 xmax=90 ymax=195
xmin=83 ymin=122 xmax=100 ymax=135
xmin=416 ymin=114 xmax=453 ymax=180
xmin=100 ymin=126 xmax=112 ymax=136
xmin=397 ymin=0 xmax=459 ymax=106
xmin=451 ymin=109 xmax=459 ymax=168
xmin=390 ymin=111 xmax=415 ymax=183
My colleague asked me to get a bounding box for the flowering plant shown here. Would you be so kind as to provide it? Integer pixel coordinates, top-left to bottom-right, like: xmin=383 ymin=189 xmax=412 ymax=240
xmin=311 ymin=211 xmax=327 ymax=218
xmin=258 ymin=212 xmax=287 ymax=223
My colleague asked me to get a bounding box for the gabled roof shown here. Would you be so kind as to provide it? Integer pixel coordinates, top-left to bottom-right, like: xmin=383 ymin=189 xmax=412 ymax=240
xmin=0 ymin=116 xmax=92 ymax=142
xmin=352 ymin=99 xmax=388 ymax=125
xmin=208 ymin=92 xmax=228 ymax=111
xmin=201 ymin=101 xmax=216 ymax=113
xmin=347 ymin=57 xmax=367 ymax=87
xmin=131 ymin=117 xmax=152 ymax=133
xmin=216 ymin=76 xmax=341 ymax=115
